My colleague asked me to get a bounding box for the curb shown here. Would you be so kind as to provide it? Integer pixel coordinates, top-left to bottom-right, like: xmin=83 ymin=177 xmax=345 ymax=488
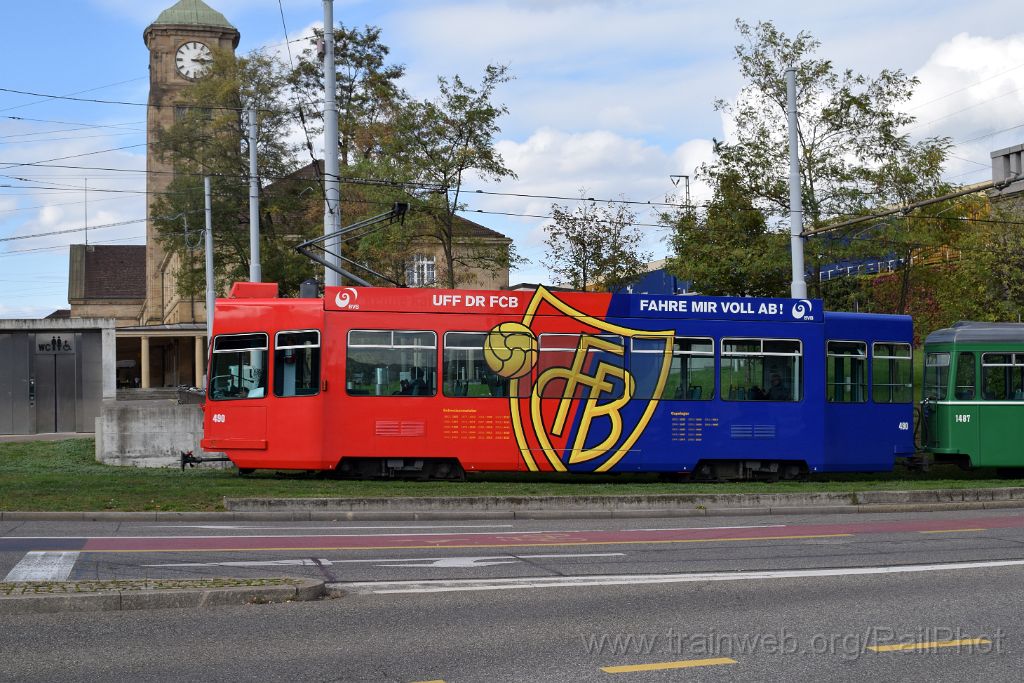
xmin=4 ymin=499 xmax=1024 ymax=522
xmin=0 ymin=579 xmax=324 ymax=615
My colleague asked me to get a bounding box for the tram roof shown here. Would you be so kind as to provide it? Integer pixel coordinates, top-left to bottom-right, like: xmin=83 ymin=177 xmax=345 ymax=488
xmin=925 ymin=321 xmax=1024 ymax=345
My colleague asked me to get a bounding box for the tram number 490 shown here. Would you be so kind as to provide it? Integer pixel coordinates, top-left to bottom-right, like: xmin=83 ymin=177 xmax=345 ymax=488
xmin=955 ymin=414 xmax=971 ymax=424
xmin=212 ymin=414 xmax=226 ymax=423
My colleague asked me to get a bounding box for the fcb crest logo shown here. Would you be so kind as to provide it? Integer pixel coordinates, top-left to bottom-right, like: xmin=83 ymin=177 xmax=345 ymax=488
xmin=485 ymin=287 xmax=673 ymax=473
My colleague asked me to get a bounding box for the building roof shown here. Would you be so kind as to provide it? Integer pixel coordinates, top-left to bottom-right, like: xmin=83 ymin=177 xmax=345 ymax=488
xmin=280 ymin=160 xmax=511 ymax=242
xmin=69 ymin=245 xmax=146 ymax=300
xmin=151 ymin=0 xmax=235 ymax=30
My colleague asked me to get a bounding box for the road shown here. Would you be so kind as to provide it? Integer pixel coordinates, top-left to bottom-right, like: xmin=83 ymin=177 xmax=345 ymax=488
xmin=2 ymin=508 xmax=1023 ymax=681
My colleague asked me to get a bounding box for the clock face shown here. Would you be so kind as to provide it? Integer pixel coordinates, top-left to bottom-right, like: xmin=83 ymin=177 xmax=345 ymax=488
xmin=175 ymin=41 xmax=212 ymax=80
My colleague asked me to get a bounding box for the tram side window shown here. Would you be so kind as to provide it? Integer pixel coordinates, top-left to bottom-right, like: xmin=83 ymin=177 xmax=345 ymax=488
xmin=875 ymin=343 xmax=914 ymax=403
xmin=954 ymin=352 xmax=976 ymax=400
xmin=273 ymin=330 xmax=320 ymax=398
xmin=346 ymin=330 xmax=437 ymax=397
xmin=826 ymin=341 xmax=867 ymax=403
xmin=981 ymin=353 xmax=1024 ymax=401
xmin=209 ymin=333 xmax=268 ymax=400
xmin=922 ymin=351 xmax=949 ymax=401
xmin=635 ymin=336 xmax=713 ymax=400
xmin=720 ymin=338 xmax=802 ymax=401
xmin=443 ymin=332 xmax=508 ymax=398
xmin=536 ymin=333 xmax=626 ymax=399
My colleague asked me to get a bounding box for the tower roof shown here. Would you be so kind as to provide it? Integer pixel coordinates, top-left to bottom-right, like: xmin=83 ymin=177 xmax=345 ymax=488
xmin=151 ymin=0 xmax=235 ymax=30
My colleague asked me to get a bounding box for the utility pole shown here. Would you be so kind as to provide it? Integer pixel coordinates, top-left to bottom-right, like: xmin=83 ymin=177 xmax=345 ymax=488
xmin=204 ymin=175 xmax=214 ymax=347
xmin=322 ymin=0 xmax=341 ymax=287
xmin=785 ymin=67 xmax=807 ymax=299
xmin=248 ymin=107 xmax=261 ymax=282
xmin=84 ymin=178 xmax=88 ymax=245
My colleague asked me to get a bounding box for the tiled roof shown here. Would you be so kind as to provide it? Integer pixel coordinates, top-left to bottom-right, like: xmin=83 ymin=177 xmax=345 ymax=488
xmin=276 ymin=160 xmax=510 ymax=242
xmin=78 ymin=245 xmax=147 ymax=299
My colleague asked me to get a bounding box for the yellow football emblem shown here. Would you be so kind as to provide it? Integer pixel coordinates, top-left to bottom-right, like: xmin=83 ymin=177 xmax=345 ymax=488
xmin=484 ymin=322 xmax=538 ymax=379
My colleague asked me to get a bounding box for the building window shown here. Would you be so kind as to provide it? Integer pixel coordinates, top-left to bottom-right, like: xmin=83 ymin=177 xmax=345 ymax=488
xmin=406 ymin=254 xmax=436 ymax=287
xmin=346 ymin=329 xmax=437 ymax=396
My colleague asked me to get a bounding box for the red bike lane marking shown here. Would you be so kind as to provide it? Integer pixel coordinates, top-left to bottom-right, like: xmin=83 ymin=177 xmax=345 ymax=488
xmin=73 ymin=514 xmax=1024 ymax=553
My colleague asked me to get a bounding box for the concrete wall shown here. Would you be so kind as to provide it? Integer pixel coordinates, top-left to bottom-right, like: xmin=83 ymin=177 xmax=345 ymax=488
xmin=95 ymin=399 xmax=229 ymax=468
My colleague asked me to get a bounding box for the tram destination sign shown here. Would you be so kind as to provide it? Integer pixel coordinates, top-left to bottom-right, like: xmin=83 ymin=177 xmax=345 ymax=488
xmin=624 ymin=295 xmax=822 ymax=323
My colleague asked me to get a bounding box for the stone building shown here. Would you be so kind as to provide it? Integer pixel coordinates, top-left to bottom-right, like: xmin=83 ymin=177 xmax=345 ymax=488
xmin=68 ymin=0 xmax=512 ymax=389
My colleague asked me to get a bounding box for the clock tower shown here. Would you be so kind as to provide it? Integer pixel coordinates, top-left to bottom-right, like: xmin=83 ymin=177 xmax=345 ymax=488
xmin=142 ymin=1 xmax=239 ymax=325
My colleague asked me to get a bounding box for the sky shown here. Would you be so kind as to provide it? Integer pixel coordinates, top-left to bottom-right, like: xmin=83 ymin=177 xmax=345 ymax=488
xmin=1 ymin=0 xmax=1023 ymax=318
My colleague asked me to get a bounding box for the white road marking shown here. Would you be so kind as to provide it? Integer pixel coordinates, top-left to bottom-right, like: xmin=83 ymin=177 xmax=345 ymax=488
xmin=4 ymin=551 xmax=80 ymax=582
xmin=331 ymin=558 xmax=1024 ymax=595
xmin=143 ymin=552 xmax=625 ymax=569
xmin=145 ymin=524 xmax=515 ymax=531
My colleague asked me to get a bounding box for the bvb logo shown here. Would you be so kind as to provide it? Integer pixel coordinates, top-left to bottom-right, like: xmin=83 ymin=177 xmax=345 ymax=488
xmin=483 ymin=322 xmax=538 ymax=379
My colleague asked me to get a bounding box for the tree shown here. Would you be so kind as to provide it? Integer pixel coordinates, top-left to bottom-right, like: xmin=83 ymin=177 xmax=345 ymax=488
xmin=544 ymin=195 xmax=652 ymax=291
xmin=150 ymin=49 xmax=309 ymax=297
xmin=692 ymin=20 xmax=951 ymax=301
xmin=389 ymin=64 xmax=520 ymax=288
xmin=287 ymin=24 xmax=408 ymax=169
xmin=663 ymin=171 xmax=789 ymax=296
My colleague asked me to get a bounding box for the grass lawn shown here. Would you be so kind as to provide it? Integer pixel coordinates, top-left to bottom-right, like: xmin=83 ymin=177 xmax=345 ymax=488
xmin=1 ymin=438 xmax=1024 ymax=512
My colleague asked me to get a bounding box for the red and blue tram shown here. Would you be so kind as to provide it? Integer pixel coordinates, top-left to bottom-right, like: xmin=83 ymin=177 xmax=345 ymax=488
xmin=200 ymin=283 xmax=915 ymax=480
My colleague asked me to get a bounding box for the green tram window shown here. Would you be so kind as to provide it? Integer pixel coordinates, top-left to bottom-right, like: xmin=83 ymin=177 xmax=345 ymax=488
xmin=720 ymin=338 xmax=802 ymax=401
xmin=826 ymin=340 xmax=867 ymax=403
xmin=210 ymin=333 xmax=268 ymax=400
xmin=273 ymin=330 xmax=320 ymax=398
xmin=443 ymin=331 xmax=508 ymax=398
xmin=981 ymin=352 xmax=1024 ymax=401
xmin=922 ymin=351 xmax=950 ymax=401
xmin=874 ymin=343 xmax=913 ymax=403
xmin=954 ymin=352 xmax=976 ymax=401
xmin=633 ymin=336 xmax=713 ymax=400
xmin=346 ymin=330 xmax=437 ymax=396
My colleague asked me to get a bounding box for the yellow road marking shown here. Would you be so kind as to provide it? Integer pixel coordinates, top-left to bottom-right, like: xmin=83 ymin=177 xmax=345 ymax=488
xmin=868 ymin=638 xmax=991 ymax=652
xmin=919 ymin=528 xmax=987 ymax=534
xmin=77 ymin=533 xmax=852 ymax=554
xmin=602 ymin=657 xmax=736 ymax=673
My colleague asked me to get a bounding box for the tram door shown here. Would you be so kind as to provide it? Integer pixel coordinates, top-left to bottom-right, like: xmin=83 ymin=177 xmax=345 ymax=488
xmin=33 ymin=334 xmax=77 ymax=433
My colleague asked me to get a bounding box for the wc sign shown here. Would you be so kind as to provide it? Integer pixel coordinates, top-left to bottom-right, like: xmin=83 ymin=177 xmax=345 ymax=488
xmin=35 ymin=334 xmax=74 ymax=354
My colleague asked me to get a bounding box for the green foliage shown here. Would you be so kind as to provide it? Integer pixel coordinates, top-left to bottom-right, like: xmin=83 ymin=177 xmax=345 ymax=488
xmin=678 ymin=20 xmax=954 ymax=303
xmin=287 ymin=24 xmax=408 ymax=167
xmin=388 ymin=64 xmax=520 ymax=288
xmin=544 ymin=195 xmax=652 ymax=291
xmin=664 ymin=171 xmax=789 ymax=296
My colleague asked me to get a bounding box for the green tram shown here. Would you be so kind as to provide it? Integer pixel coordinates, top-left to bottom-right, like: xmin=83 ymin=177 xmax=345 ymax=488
xmin=922 ymin=322 xmax=1024 ymax=469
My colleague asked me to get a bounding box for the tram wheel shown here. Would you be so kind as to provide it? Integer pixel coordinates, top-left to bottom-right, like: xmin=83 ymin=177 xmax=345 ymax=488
xmin=238 ymin=468 xmax=255 ymax=476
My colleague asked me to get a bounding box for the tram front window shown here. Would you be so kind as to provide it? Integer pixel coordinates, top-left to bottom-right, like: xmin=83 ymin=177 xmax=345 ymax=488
xmin=209 ymin=333 xmax=268 ymax=400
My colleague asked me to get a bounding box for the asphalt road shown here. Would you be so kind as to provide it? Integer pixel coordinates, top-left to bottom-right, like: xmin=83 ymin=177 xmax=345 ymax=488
xmin=2 ymin=509 xmax=1023 ymax=682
